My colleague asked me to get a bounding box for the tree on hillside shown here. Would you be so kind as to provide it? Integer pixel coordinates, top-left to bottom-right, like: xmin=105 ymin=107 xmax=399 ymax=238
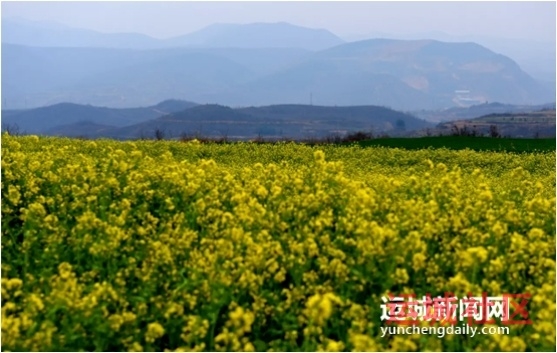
xmin=489 ymin=125 xmax=501 ymax=138
xmin=395 ymin=119 xmax=406 ymax=131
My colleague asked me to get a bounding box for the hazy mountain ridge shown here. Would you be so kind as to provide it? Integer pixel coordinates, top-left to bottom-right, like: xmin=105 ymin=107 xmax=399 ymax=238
xmin=5 ymin=18 xmax=553 ymax=83
xmin=320 ymin=39 xmax=546 ymax=102
xmin=2 ymin=19 xmax=344 ymax=50
xmin=206 ymin=39 xmax=552 ymax=110
xmin=3 ymin=39 xmax=551 ymax=111
xmin=343 ymin=30 xmax=556 ymax=86
xmin=2 ymin=18 xmax=163 ymax=49
xmin=165 ymin=22 xmax=345 ymax=50
xmin=1 ymin=20 xmax=554 ymax=111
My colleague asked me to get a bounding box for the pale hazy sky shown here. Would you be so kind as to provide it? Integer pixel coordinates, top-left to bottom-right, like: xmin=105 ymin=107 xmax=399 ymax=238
xmin=1 ymin=1 xmax=555 ymax=42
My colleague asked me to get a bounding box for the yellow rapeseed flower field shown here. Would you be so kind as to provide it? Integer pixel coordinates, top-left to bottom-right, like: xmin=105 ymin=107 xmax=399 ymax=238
xmin=1 ymin=134 xmax=555 ymax=351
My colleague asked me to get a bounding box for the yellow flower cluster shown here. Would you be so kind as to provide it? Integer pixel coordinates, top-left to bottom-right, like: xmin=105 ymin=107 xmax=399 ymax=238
xmin=1 ymin=134 xmax=555 ymax=351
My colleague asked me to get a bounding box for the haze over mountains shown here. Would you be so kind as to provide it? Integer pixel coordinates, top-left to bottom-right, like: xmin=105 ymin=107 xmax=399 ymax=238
xmin=2 ymin=18 xmax=555 ymax=114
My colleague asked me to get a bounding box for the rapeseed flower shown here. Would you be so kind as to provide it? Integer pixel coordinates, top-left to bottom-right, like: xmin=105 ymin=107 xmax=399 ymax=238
xmin=1 ymin=134 xmax=554 ymax=351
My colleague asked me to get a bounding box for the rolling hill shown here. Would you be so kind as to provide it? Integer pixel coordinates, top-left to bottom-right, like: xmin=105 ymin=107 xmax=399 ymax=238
xmin=2 ymin=101 xmax=433 ymax=140
xmin=412 ymin=102 xmax=556 ymax=122
xmin=1 ymin=99 xmax=198 ymax=134
xmin=33 ymin=103 xmax=433 ymax=140
xmin=433 ymin=109 xmax=556 ymax=138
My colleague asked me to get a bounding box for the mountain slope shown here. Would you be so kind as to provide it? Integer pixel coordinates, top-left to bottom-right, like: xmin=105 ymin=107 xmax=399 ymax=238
xmin=346 ymin=30 xmax=556 ymax=91
xmin=223 ymin=39 xmax=553 ymax=110
xmin=213 ymin=58 xmax=435 ymax=109
xmin=54 ymin=50 xmax=257 ymax=107
xmin=1 ymin=44 xmax=258 ymax=108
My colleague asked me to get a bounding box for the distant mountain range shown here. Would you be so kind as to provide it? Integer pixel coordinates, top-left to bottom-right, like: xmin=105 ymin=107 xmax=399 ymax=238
xmin=1 ymin=19 xmax=555 ymax=111
xmin=1 ymin=100 xmax=432 ymax=140
xmin=2 ymin=18 xmax=344 ymax=50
